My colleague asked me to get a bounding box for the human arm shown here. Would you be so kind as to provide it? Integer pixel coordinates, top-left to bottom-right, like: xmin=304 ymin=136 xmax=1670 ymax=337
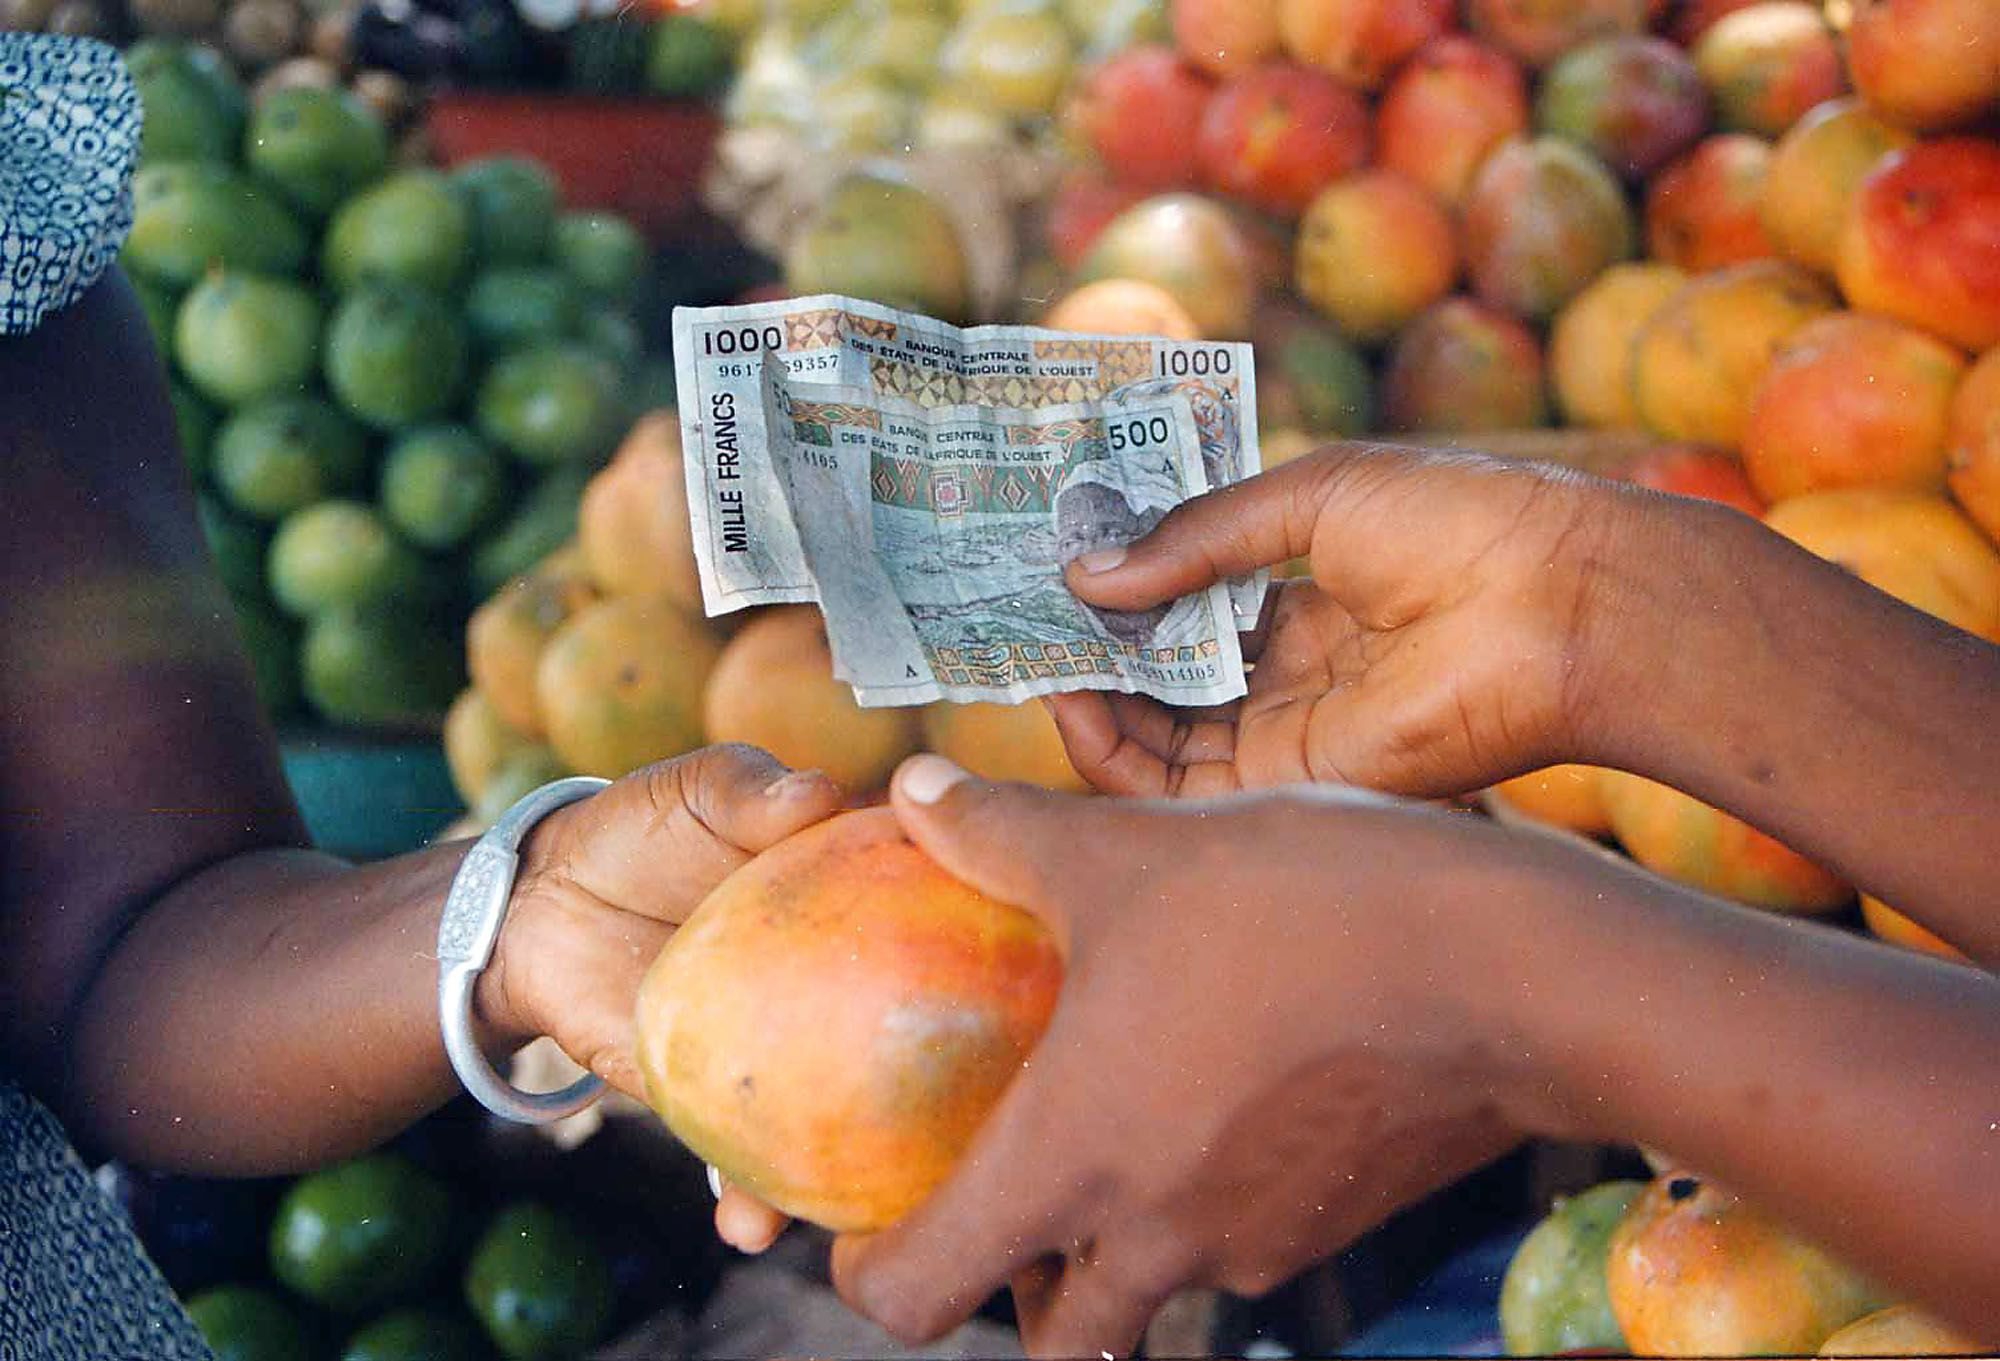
xmin=1049 ymin=444 xmax=2000 ymax=962
xmin=0 ymin=271 xmax=842 ymax=1174
xmin=827 ymin=759 xmax=2000 ymax=1356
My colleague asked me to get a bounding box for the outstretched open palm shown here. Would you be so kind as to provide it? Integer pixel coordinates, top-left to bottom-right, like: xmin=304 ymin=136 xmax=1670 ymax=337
xmin=1049 ymin=444 xmax=1644 ymax=800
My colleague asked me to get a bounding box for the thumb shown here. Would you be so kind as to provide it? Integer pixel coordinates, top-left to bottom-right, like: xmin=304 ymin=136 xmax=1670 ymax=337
xmin=1063 ymin=441 xmax=1404 ymax=611
xmin=888 ymin=754 xmax=1092 ymax=946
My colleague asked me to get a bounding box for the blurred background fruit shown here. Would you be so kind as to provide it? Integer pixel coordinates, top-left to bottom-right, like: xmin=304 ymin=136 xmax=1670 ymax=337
xmin=1535 ymin=36 xmax=1706 ymax=181
xmin=1596 ymin=768 xmax=1852 ymax=913
xmin=1282 ymin=0 xmax=1454 ymax=91
xmin=1462 ymin=137 xmax=1636 ymax=322
xmin=117 ymin=41 xmax=685 ymax=749
xmin=703 ymin=606 xmax=925 ymax=797
xmin=1630 ymin=260 xmax=1836 ymax=446
xmin=1383 ymin=298 xmax=1549 ymax=433
xmin=1818 ymin=1303 xmax=1984 ymax=1356
xmin=269 ymin=1152 xmax=456 ymax=1316
xmin=1486 ymin=765 xmax=1615 ymax=838
xmin=1377 ymin=35 xmax=1529 ymax=207
xmin=185 ymin=1284 xmax=319 ymax=1361
xmin=1548 ymin=262 xmax=1686 ymax=430
xmin=464 ymin=1202 xmax=614 ymax=1361
xmin=1499 ymin=1180 xmax=1644 ymax=1354
xmin=784 ymin=173 xmax=973 ymax=324
xmin=1295 ymin=170 xmax=1457 ymax=344
xmin=1644 ymin=133 xmax=1775 ymax=272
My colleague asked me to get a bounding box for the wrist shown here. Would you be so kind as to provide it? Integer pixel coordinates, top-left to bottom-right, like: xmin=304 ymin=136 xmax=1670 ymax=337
xmin=1425 ymin=825 xmax=1633 ymax=1143
xmin=469 ymin=799 xmax=585 ymax=1050
xmin=1559 ymin=489 xmax=1762 ymax=778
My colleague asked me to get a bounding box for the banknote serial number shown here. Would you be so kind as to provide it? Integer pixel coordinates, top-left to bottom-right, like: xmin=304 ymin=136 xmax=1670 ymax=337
xmin=1137 ymin=660 xmax=1222 ymax=685
xmin=1157 ymin=348 xmax=1234 ymax=378
xmin=713 ymin=353 xmax=835 ymax=380
xmin=1107 ymin=416 xmax=1173 ymax=452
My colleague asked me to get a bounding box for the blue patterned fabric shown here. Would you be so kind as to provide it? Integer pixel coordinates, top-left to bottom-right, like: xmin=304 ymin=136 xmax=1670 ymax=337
xmin=0 ymin=1082 xmax=214 ymax=1360
xmin=0 ymin=33 xmax=140 ymax=337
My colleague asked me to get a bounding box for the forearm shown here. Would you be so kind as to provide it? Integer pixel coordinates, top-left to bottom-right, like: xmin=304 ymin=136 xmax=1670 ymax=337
xmin=64 ymin=841 xmax=528 ymax=1174
xmin=1464 ymin=843 xmax=2000 ymax=1336
xmin=1577 ymin=497 xmax=2000 ymax=959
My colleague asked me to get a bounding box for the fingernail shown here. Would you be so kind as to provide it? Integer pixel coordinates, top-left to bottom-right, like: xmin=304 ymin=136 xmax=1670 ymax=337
xmin=764 ymin=769 xmax=828 ymax=798
xmin=1073 ymin=546 xmax=1127 ymax=574
xmin=898 ymin=754 xmax=969 ymax=805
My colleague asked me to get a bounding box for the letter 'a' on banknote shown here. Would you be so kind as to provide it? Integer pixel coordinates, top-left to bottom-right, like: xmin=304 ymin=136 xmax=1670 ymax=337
xmin=671 ymin=294 xmax=1268 ymax=624
xmin=759 ymin=360 xmax=1248 ymax=709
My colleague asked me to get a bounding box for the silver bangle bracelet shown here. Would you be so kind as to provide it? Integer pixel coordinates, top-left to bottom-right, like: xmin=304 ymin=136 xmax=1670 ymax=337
xmin=437 ymin=775 xmax=611 ymax=1124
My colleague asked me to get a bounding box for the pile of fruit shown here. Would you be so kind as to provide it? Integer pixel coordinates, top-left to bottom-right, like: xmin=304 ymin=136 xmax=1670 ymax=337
xmin=103 ymin=1137 xmax=659 ymax=1361
xmin=1499 ymin=1170 xmax=1978 ymax=1356
xmin=711 ymin=0 xmax=1165 ymax=156
xmin=443 ymin=410 xmax=1090 ymax=830
xmin=123 ymin=42 xmax=660 ymax=731
xmin=1037 ymin=0 xmax=1997 ymax=447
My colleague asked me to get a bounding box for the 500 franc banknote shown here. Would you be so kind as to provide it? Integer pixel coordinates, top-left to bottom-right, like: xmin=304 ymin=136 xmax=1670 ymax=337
xmin=758 ymin=363 xmax=1247 ymax=709
xmin=671 ymin=294 xmax=1265 ymax=622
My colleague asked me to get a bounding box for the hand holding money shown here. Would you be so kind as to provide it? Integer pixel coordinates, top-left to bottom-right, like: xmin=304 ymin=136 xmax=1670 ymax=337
xmin=672 ymin=296 xmax=1265 ymax=708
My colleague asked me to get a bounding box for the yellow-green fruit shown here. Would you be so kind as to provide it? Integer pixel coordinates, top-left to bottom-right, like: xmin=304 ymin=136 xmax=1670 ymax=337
xmin=940 ymin=9 xmax=1073 ymax=118
xmin=784 ymin=174 xmax=971 ymax=323
xmin=1500 ymin=1181 xmax=1643 ymax=1355
xmin=442 ymin=687 xmax=537 ymax=806
xmin=1081 ymin=194 xmax=1258 ymax=340
xmin=809 ymin=73 xmax=913 ymax=152
xmin=535 ymin=596 xmax=721 ymax=779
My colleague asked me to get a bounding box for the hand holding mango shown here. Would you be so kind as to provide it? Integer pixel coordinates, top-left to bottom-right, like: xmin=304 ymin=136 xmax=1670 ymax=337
xmin=634 ymin=805 xmax=1061 ymax=1234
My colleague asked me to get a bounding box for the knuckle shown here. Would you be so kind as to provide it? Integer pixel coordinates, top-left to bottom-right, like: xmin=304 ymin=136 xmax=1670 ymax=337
xmin=702 ymin=739 xmax=780 ymax=776
xmin=653 ymin=746 xmax=760 ymax=837
xmin=632 ymin=760 xmax=687 ymax=827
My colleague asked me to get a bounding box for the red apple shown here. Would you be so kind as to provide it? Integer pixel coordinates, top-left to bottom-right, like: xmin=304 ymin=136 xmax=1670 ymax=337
xmin=1197 ymin=63 xmax=1372 ymax=218
xmin=1837 ymin=139 xmax=2000 ymax=352
xmin=1846 ymin=0 xmax=2000 ymax=133
xmin=1066 ymin=46 xmax=1215 ymax=191
xmin=1377 ymin=36 xmax=1532 ymax=208
xmin=1645 ymin=134 xmax=1777 ymax=273
xmin=1606 ymin=444 xmax=1766 ymax=516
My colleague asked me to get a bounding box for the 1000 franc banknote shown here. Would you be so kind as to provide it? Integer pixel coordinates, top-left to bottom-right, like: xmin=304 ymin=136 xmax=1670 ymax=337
xmin=759 ymin=363 xmax=1248 ymax=709
xmin=672 ymin=295 xmax=1266 ymax=623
